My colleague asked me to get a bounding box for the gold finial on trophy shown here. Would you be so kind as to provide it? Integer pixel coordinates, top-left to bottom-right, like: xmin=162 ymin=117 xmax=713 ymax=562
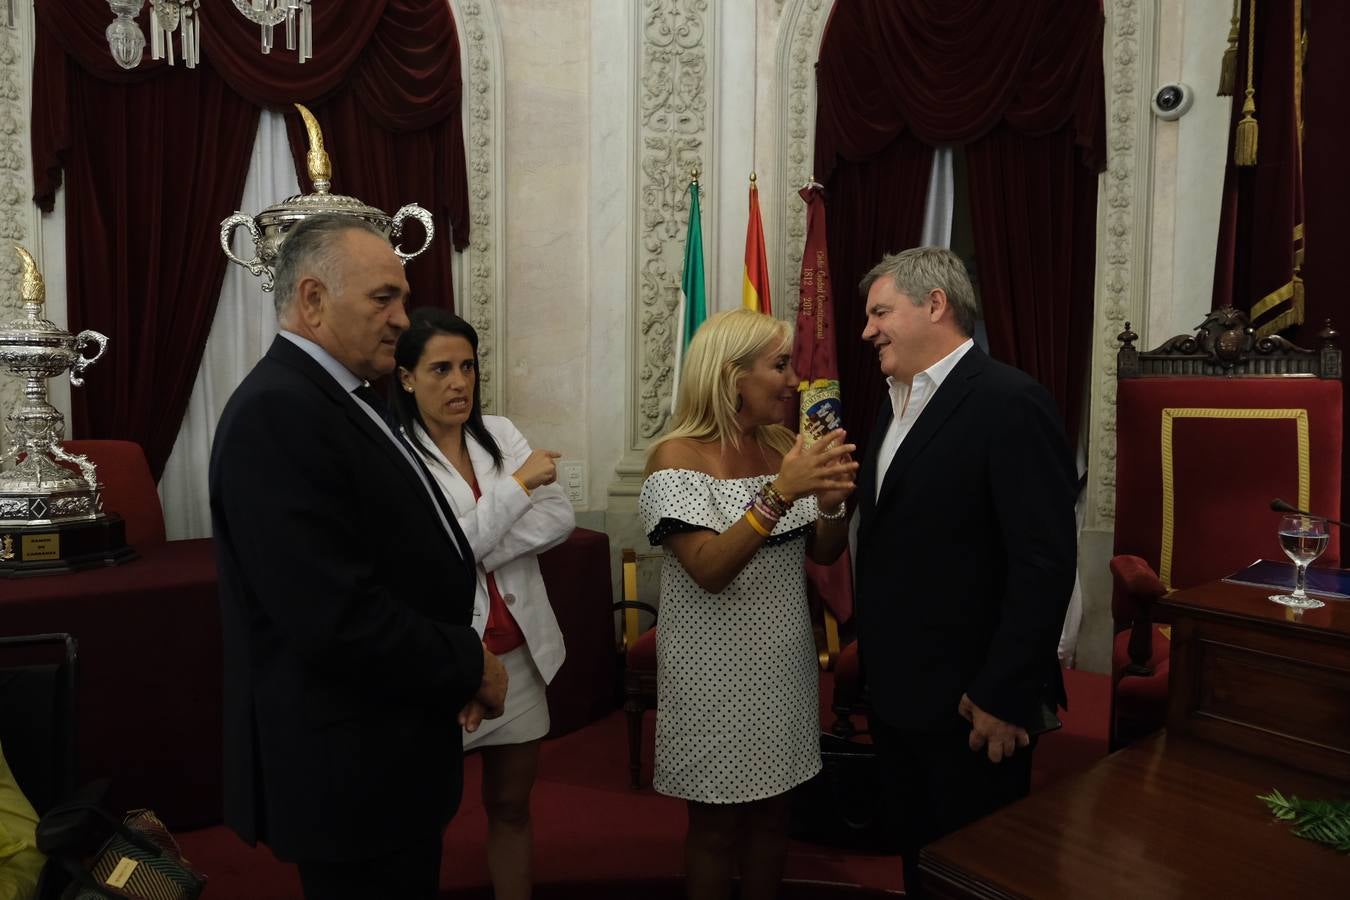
xmin=294 ymin=103 xmax=332 ymax=194
xmin=14 ymin=245 xmax=45 ymax=308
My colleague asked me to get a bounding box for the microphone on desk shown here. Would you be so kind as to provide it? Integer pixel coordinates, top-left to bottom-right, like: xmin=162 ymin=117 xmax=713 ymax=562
xmin=1270 ymin=498 xmax=1350 ymax=529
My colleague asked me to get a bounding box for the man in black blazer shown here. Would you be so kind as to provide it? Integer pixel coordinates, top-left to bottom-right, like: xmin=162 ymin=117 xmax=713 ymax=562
xmin=210 ymin=214 xmax=507 ymax=900
xmin=853 ymin=248 xmax=1077 ymax=896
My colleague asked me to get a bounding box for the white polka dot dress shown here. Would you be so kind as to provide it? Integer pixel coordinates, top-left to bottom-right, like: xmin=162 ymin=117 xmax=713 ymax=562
xmin=638 ymin=468 xmax=822 ymax=804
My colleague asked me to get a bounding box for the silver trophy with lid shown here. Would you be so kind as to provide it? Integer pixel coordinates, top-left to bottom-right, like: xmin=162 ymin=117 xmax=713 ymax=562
xmin=0 ymin=246 xmax=133 ymax=574
xmin=220 ymin=103 xmax=435 ymax=290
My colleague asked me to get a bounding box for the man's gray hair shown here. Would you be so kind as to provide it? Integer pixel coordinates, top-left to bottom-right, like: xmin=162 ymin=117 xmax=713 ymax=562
xmin=271 ymin=214 xmax=388 ymax=317
xmin=859 ymin=247 xmax=979 ymax=337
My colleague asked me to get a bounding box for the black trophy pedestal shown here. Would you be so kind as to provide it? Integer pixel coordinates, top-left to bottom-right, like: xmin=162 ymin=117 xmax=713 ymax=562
xmin=0 ymin=513 xmax=137 ymax=577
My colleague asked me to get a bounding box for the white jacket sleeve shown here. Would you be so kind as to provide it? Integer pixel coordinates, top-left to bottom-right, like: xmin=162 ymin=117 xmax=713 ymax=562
xmin=452 ymin=418 xmax=574 ymax=571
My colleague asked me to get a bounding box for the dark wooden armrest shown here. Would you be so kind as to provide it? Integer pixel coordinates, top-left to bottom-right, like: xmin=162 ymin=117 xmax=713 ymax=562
xmin=612 ymin=600 xmax=659 ymax=620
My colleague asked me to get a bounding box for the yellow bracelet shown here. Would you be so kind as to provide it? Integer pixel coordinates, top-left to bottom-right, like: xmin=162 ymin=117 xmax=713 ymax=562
xmin=512 ymin=475 xmax=532 ymax=496
xmin=745 ymin=508 xmax=773 ymax=538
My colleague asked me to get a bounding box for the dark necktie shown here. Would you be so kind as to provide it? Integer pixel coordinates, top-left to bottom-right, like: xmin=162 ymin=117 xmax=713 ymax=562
xmin=350 ymin=383 xmax=474 ymax=566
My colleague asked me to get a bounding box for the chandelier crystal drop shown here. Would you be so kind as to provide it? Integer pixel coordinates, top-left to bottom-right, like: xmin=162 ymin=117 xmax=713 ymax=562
xmin=105 ymin=0 xmax=146 ymax=71
xmin=149 ymin=1 xmax=201 ymax=69
xmin=233 ymin=0 xmax=314 ymax=63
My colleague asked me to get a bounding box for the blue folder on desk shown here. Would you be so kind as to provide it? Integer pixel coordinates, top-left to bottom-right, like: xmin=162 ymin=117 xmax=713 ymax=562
xmin=1222 ymin=559 xmax=1350 ymax=599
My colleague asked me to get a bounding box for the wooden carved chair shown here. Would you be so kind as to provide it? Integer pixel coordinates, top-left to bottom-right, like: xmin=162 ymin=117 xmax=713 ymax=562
xmin=1110 ymin=308 xmax=1342 ymax=745
xmin=615 ymin=548 xmax=659 ymax=788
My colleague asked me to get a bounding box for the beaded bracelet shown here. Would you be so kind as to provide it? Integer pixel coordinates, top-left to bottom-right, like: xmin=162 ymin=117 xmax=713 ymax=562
xmin=750 ymin=495 xmax=780 ymax=527
xmin=818 ymin=501 xmax=848 ymax=521
xmin=758 ymin=482 xmax=793 ymax=518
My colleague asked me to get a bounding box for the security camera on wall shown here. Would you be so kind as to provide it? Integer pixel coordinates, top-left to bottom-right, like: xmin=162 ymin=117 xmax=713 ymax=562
xmin=1151 ymin=83 xmax=1193 ymax=120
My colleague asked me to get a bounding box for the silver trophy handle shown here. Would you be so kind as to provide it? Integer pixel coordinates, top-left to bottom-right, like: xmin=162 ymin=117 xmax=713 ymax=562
xmin=389 ymin=204 xmax=435 ymax=264
xmin=49 ymin=442 xmax=98 ymax=493
xmin=220 ymin=213 xmax=276 ymax=292
xmin=70 ymin=330 xmax=108 ymax=388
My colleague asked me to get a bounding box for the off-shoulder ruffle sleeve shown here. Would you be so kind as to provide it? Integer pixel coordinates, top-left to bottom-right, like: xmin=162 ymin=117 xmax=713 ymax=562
xmin=638 ymin=469 xmax=818 ymax=547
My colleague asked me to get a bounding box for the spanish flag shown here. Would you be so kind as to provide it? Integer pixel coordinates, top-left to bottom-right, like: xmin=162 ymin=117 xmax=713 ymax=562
xmin=742 ymin=174 xmax=772 ymax=314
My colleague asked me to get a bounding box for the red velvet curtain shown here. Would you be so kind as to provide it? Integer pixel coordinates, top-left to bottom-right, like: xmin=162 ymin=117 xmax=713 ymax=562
xmin=968 ymin=126 xmax=1100 ymax=444
xmin=1211 ymin=0 xmax=1303 ymax=337
xmin=823 ymin=132 xmax=934 ymax=451
xmin=279 ymin=0 xmax=471 ymax=312
xmin=814 ymin=0 xmax=1105 ymax=455
xmin=31 ymin=0 xmax=468 ymax=479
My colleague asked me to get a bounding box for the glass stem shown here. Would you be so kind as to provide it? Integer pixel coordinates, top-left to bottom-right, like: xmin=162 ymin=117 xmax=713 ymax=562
xmin=1294 ymin=563 xmax=1308 ymax=598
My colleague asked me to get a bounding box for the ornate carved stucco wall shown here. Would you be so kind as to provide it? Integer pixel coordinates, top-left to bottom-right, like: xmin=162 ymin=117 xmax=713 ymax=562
xmin=634 ymin=0 xmax=712 ymax=448
xmin=450 ymin=0 xmax=506 ymax=415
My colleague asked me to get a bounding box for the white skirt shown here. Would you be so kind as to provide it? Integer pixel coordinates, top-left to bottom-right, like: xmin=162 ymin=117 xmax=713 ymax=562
xmin=462 ymin=644 xmax=550 ymax=751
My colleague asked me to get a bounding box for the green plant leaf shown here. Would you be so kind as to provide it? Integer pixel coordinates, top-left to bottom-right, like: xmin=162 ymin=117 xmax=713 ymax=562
xmin=1263 ymin=788 xmax=1350 ymax=855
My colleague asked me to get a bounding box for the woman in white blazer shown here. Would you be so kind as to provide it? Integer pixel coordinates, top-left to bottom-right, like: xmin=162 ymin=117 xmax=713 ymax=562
xmin=392 ymin=308 xmax=574 ymax=900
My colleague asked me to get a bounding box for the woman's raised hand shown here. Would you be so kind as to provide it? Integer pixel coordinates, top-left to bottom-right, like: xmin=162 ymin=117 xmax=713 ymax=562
xmin=513 ymin=448 xmax=563 ymax=490
xmin=773 ymin=429 xmax=858 ymax=504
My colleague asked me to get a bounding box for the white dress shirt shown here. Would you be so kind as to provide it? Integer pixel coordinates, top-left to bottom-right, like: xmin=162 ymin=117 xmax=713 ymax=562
xmin=874 ymin=338 xmax=974 ymax=499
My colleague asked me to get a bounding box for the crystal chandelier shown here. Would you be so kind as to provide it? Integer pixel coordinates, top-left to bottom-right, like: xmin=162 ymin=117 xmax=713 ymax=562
xmin=233 ymin=1 xmax=314 ymax=63
xmin=105 ymin=1 xmax=315 ymax=70
xmin=105 ymin=1 xmax=146 ymax=70
xmin=149 ymin=1 xmax=201 ymax=69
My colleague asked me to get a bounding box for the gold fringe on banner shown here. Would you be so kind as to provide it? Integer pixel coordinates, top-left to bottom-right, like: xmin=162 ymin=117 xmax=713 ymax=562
xmin=1250 ymin=224 xmax=1306 ymax=339
xmin=1219 ymin=0 xmax=1239 ymax=96
xmin=1235 ymin=0 xmax=1259 ymax=166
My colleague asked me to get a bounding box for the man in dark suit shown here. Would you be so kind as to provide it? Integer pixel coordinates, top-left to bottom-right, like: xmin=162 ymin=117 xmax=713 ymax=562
xmin=210 ymin=214 xmax=507 ymax=900
xmin=853 ymin=248 xmax=1077 ymax=896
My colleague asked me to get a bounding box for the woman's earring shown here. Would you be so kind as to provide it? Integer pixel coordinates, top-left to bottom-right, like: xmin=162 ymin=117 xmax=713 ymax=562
xmin=404 ymin=385 xmax=414 ymax=393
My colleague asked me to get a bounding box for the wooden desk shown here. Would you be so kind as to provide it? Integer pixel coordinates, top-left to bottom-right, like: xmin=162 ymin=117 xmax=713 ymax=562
xmin=1159 ymin=578 xmax=1350 ymax=781
xmin=919 ymin=734 xmax=1350 ymax=899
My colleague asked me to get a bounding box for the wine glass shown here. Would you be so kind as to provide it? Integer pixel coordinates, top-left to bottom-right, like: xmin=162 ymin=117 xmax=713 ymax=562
xmin=1269 ymin=514 xmax=1330 ymax=610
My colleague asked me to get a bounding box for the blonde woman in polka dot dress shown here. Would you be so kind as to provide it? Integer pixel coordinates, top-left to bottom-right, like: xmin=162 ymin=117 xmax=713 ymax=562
xmin=640 ymin=309 xmax=857 ymax=900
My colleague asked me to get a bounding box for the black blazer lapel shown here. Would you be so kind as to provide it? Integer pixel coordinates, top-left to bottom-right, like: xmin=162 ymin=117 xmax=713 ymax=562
xmin=874 ymin=346 xmax=985 ymax=510
xmin=266 ymin=337 xmax=464 ymax=558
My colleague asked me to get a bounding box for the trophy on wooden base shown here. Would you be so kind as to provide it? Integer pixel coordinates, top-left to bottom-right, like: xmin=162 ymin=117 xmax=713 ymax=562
xmin=0 ymin=246 xmax=133 ymax=576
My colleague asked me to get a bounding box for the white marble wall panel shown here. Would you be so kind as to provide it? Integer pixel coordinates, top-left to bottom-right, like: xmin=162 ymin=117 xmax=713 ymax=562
xmin=495 ymin=0 xmax=591 ymax=466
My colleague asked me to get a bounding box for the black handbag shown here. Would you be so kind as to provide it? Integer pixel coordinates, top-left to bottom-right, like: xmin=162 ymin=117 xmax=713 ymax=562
xmin=789 ymin=732 xmax=900 ymax=854
xmin=35 ymin=788 xmax=206 ymax=900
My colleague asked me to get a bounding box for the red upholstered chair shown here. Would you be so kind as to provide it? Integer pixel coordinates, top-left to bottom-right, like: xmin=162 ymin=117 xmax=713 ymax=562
xmin=58 ymin=440 xmax=166 ymax=550
xmin=1110 ymin=309 xmax=1342 ymax=745
xmin=536 ymin=527 xmax=620 ymax=738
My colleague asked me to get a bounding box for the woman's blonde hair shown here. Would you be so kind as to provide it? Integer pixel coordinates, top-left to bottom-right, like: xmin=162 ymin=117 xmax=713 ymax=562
xmin=649 ymin=308 xmax=796 ymax=462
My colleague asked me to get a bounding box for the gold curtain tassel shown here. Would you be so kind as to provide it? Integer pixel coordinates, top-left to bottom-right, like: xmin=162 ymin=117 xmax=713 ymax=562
xmin=1219 ymin=0 xmax=1239 ymax=95
xmin=1234 ymin=0 xmax=1259 ymax=166
xmin=1293 ymin=271 xmax=1306 ymax=309
xmin=1235 ymin=99 xmax=1259 ymax=166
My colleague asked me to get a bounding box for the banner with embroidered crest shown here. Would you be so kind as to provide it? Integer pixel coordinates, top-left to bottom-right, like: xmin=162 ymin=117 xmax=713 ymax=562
xmin=1213 ymin=0 xmax=1306 ymax=339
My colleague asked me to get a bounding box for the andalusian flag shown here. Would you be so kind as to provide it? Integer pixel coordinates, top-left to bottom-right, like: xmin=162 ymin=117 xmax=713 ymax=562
xmin=672 ymin=174 xmax=706 ymax=412
xmin=742 ymin=174 xmax=772 ymax=314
